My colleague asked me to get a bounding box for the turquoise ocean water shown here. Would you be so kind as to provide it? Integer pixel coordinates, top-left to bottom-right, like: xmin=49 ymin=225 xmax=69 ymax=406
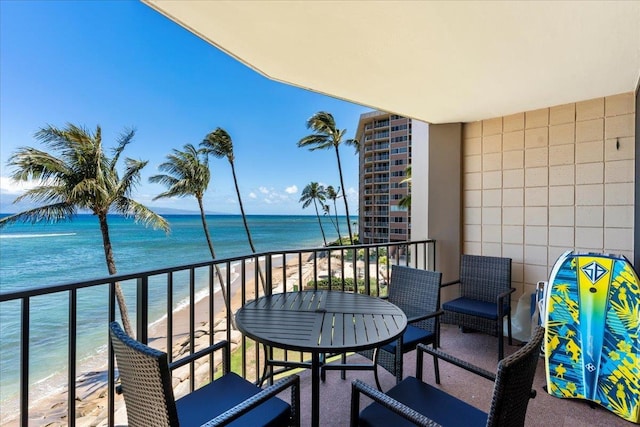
xmin=0 ymin=214 xmax=346 ymax=412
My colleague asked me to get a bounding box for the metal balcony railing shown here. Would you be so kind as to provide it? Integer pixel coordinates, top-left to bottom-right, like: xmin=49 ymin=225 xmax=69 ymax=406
xmin=0 ymin=240 xmax=435 ymax=427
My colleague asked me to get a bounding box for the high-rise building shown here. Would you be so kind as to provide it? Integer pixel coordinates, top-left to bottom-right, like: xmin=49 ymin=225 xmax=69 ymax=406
xmin=356 ymin=111 xmax=412 ymax=244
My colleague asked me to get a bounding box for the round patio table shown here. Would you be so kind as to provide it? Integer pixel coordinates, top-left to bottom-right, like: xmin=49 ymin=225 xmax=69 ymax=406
xmin=235 ymin=290 xmax=407 ymax=427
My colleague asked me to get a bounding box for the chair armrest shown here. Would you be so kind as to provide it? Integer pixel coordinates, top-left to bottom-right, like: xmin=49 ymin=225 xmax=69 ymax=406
xmin=408 ymin=309 xmax=444 ymax=325
xmin=200 ymin=374 xmax=301 ymax=427
xmin=169 ymin=340 xmax=230 ymax=370
xmin=351 ymin=379 xmax=441 ymax=427
xmin=417 ymin=344 xmax=495 ymax=382
xmin=497 ymin=287 xmax=516 ymax=302
xmin=440 ymin=279 xmax=460 ymax=288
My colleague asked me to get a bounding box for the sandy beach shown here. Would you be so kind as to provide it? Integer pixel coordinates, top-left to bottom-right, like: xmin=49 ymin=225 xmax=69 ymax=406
xmin=3 ymin=254 xmax=317 ymax=427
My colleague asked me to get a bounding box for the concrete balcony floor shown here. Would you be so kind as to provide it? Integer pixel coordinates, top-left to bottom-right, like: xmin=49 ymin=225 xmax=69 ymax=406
xmin=288 ymin=324 xmax=632 ymax=427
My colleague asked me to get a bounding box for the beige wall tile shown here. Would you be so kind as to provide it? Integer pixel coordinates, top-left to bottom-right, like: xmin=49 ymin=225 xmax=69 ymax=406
xmin=482 ymin=190 xmax=502 ymax=207
xmin=482 ymin=243 xmax=503 ymax=256
xmin=549 ymin=186 xmax=574 ymax=206
xmin=512 ymin=262 xmax=525 ymax=283
xmin=525 ymin=127 xmax=549 ymax=148
xmin=525 ymin=226 xmax=548 ymax=245
xmin=503 ymin=150 xmax=524 ymax=170
xmin=575 ymin=163 xmax=604 ymax=185
xmin=576 ymin=140 xmax=604 ymax=164
xmin=503 ymin=188 xmax=524 ymax=207
xmin=483 ymin=171 xmax=502 ymax=189
xmin=576 ymin=206 xmax=604 ymax=227
xmin=464 ymin=172 xmax=482 ymax=190
xmin=464 ymin=154 xmax=482 ymax=172
xmin=525 ymin=108 xmax=549 ymax=129
xmin=503 ymin=225 xmax=524 ymax=244
xmin=525 ymin=187 xmax=548 ymax=206
xmin=575 ymin=227 xmax=603 ymax=250
xmin=502 ymin=243 xmax=524 ymax=262
xmin=464 ymin=224 xmax=482 ymax=242
xmin=604 ymin=182 xmax=634 ymax=205
xmin=549 ymin=206 xmax=574 ymax=226
xmin=525 ymin=167 xmax=549 ymax=187
xmin=549 ymin=165 xmax=575 ymax=186
xmin=464 ymin=189 xmax=482 ymax=207
xmin=525 ymin=206 xmax=548 ymax=226
xmin=550 ymin=103 xmax=575 ymax=125
xmin=482 ymin=207 xmax=502 ymax=224
xmin=463 ymin=136 xmax=482 ymax=155
xmin=549 ymin=144 xmax=574 ymax=166
xmin=605 ymin=205 xmax=634 ymax=228
xmin=525 ymin=245 xmax=548 ymax=266
xmin=503 ymin=207 xmax=524 ymax=225
xmin=605 ymin=159 xmax=634 ymax=183
xmin=524 ymin=264 xmax=549 ymax=286
xmin=605 ymin=92 xmax=635 ymax=117
xmin=576 ymin=118 xmax=604 ymax=143
xmin=503 ymin=169 xmax=524 ymax=188
xmin=575 ymin=183 xmax=604 ymax=206
xmin=483 ymin=134 xmax=502 ymax=153
xmin=604 ymin=228 xmax=633 ymax=252
xmin=605 ymin=114 xmax=635 ymax=139
xmin=548 ymin=226 xmax=574 ymax=247
xmin=503 ymin=131 xmax=524 ymax=151
xmin=549 ymin=123 xmax=575 ymax=146
xmin=503 ymin=113 xmax=525 ymax=132
xmin=576 ymin=97 xmax=604 ymax=121
xmin=605 ymin=136 xmax=634 ymax=161
xmin=482 ymin=225 xmax=502 ymax=242
xmin=464 ymin=207 xmax=482 ymax=224
xmin=549 ymin=247 xmax=570 ymax=266
xmin=483 ymin=117 xmax=502 ymax=136
xmin=464 ymin=121 xmax=482 ymax=138
xmin=525 ymin=147 xmax=549 ymax=168
xmin=483 ymin=152 xmax=502 ymax=171
xmin=463 ymin=242 xmax=482 ymax=254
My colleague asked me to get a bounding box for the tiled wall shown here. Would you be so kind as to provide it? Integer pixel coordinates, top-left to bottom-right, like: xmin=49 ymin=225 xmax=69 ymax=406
xmin=462 ymin=92 xmax=636 ymax=299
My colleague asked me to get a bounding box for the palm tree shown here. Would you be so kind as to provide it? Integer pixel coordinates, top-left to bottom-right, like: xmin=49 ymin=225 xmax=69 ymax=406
xmin=201 ymin=128 xmax=266 ymax=294
xmin=149 ymin=144 xmax=236 ymax=329
xmin=299 ymin=182 xmax=328 ymax=246
xmin=326 ymin=185 xmax=342 ymax=243
xmin=398 ymin=165 xmax=412 ymax=209
xmin=0 ymin=124 xmax=169 ymax=337
xmin=297 ymin=111 xmax=357 ymax=243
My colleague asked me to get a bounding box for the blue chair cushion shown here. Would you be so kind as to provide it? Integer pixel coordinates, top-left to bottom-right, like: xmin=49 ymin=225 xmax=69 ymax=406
xmin=176 ymin=372 xmax=291 ymax=427
xmin=359 ymin=376 xmax=488 ymax=427
xmin=443 ymin=297 xmax=501 ymax=320
xmin=381 ymin=325 xmax=434 ymax=353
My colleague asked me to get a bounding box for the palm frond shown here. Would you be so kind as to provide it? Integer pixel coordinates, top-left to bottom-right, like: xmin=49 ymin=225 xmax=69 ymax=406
xmin=111 ymin=127 xmax=136 ymax=168
xmin=201 ymin=127 xmax=234 ymax=161
xmin=116 ymin=198 xmax=170 ymax=233
xmin=0 ymin=203 xmax=77 ymax=228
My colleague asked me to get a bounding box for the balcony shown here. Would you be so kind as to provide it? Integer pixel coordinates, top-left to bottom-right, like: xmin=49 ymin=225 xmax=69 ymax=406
xmin=0 ymin=240 xmax=435 ymax=427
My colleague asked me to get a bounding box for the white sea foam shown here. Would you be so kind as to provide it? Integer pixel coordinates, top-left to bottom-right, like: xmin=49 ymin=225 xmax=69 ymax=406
xmin=0 ymin=232 xmax=77 ymax=239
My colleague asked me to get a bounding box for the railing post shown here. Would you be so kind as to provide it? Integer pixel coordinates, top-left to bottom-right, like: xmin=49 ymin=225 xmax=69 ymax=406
xmin=136 ymin=277 xmax=148 ymax=344
xmin=265 ymin=254 xmax=273 ymax=296
xmin=20 ymin=297 xmax=29 ymax=427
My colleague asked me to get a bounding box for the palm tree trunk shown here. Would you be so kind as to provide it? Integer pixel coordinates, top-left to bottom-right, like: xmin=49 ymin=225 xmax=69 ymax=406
xmin=97 ymin=213 xmax=134 ymax=337
xmin=197 ymin=197 xmax=237 ymax=330
xmin=333 ymin=199 xmax=342 ymax=244
xmin=230 ymin=163 xmax=267 ymax=295
xmin=334 ymin=145 xmax=353 ymax=243
xmin=313 ymin=200 xmax=328 ymax=246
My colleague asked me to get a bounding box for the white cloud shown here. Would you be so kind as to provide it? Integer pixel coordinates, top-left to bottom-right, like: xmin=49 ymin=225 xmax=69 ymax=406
xmin=259 ymin=186 xmax=269 ymax=194
xmin=285 ymin=185 xmax=298 ymax=194
xmin=249 ymin=192 xmax=257 ymax=199
xmin=0 ymin=176 xmax=39 ymax=195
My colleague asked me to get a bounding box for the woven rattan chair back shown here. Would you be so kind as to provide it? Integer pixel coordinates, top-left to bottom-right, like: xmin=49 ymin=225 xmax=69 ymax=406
xmin=460 ymin=254 xmax=511 ymax=303
xmin=388 ymin=266 xmax=441 ymax=334
xmin=109 ymin=322 xmax=179 ymax=427
xmin=486 ymin=326 xmax=545 ymax=427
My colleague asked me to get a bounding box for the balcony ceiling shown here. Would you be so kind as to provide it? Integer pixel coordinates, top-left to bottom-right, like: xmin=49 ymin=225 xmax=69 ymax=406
xmin=142 ymin=1 xmax=640 ymax=124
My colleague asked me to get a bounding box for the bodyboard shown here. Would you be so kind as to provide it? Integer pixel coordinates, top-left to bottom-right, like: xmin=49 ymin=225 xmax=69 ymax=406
xmin=544 ymin=251 xmax=640 ymax=423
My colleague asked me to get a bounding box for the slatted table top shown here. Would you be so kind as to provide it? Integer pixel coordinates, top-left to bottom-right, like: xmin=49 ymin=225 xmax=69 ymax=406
xmin=235 ymin=290 xmax=407 ymax=353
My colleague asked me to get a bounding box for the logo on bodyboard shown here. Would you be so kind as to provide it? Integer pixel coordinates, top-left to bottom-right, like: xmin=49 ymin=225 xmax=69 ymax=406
xmin=580 ymin=261 xmax=608 ymax=284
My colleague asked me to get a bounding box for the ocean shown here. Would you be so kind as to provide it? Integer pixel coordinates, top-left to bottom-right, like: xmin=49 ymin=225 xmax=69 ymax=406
xmin=0 ymin=214 xmax=346 ymax=413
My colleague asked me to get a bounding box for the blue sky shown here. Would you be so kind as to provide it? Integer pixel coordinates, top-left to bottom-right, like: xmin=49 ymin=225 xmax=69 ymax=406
xmin=0 ymin=1 xmax=369 ymax=215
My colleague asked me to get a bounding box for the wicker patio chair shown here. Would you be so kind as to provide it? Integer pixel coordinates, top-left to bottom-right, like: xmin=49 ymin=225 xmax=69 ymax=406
xmin=109 ymin=322 xmax=300 ymax=427
xmin=441 ymin=254 xmax=515 ymax=360
xmin=358 ymin=266 xmax=443 ymax=390
xmin=351 ymin=326 xmax=545 ymax=427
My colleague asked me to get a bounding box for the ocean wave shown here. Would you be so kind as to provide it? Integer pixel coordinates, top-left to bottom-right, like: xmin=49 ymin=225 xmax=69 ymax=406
xmin=0 ymin=232 xmax=77 ymax=239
